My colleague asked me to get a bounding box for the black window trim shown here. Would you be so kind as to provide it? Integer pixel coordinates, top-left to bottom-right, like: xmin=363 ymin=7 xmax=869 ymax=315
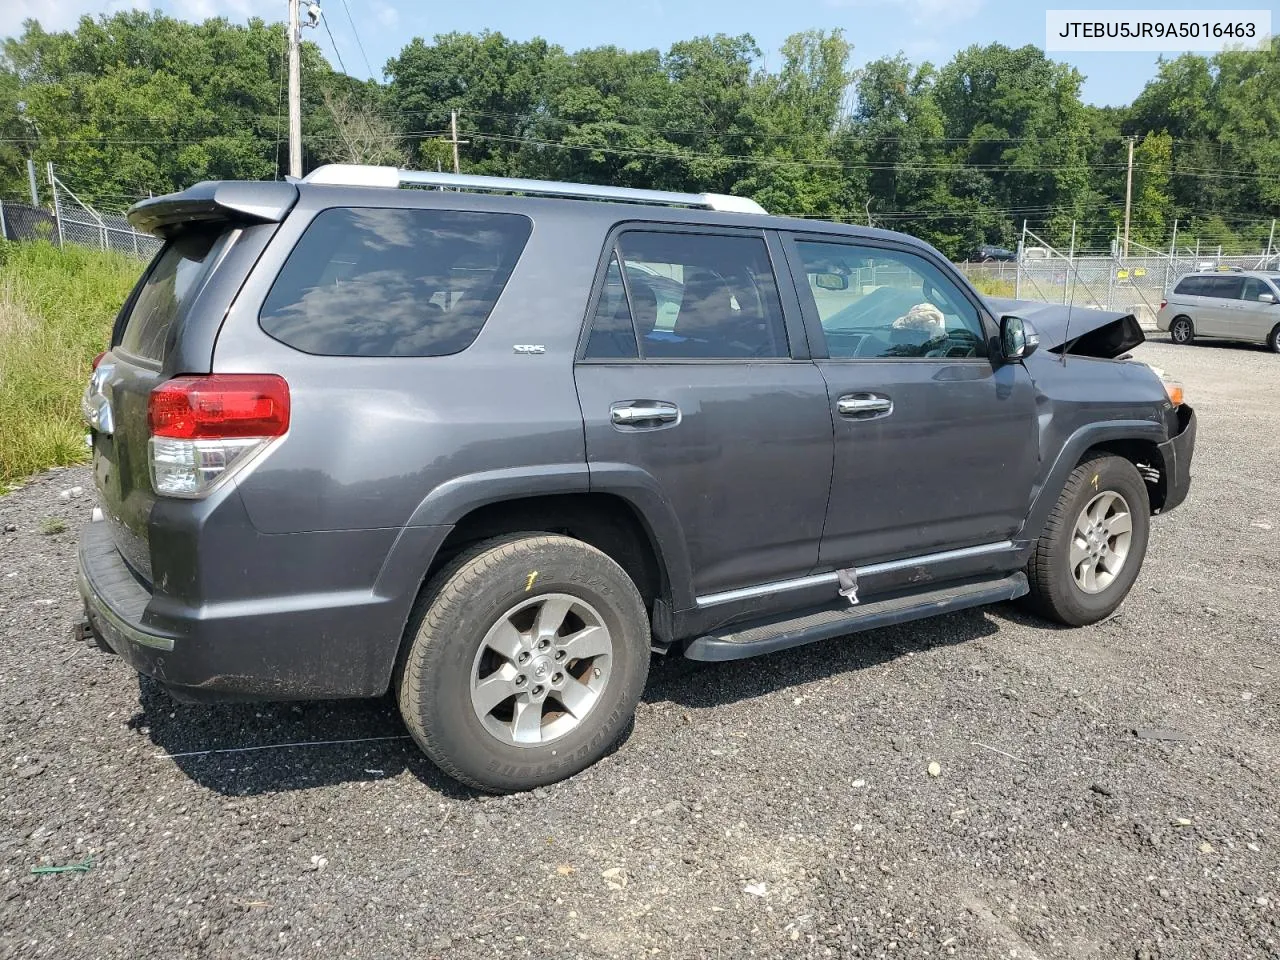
xmin=575 ymin=220 xmax=811 ymax=364
xmin=778 ymin=231 xmax=999 ymax=363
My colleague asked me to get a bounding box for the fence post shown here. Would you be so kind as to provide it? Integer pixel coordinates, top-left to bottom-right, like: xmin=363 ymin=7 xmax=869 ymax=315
xmin=132 ymin=229 xmax=139 ymax=257
xmin=1064 ymin=220 xmax=1076 ymax=304
xmin=47 ymin=161 xmax=63 ymax=247
xmin=1267 ymin=219 xmax=1276 ymax=267
xmin=1165 ymin=219 xmax=1177 ymax=296
xmin=1015 ymin=220 xmax=1027 ymax=299
xmin=1107 ymin=248 xmax=1116 ymax=312
xmin=0 ymin=198 xmax=6 ymax=241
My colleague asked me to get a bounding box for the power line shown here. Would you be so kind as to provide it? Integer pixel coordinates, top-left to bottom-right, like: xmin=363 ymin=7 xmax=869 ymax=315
xmin=340 ymin=0 xmax=376 ymax=78
xmin=320 ymin=12 xmax=349 ymax=76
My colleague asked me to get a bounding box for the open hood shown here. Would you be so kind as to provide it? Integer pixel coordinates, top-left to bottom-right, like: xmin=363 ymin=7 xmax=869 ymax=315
xmin=985 ymin=298 xmax=1145 ymax=358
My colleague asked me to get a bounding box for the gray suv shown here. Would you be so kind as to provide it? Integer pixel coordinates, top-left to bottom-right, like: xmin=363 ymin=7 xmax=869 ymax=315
xmin=1156 ymin=269 xmax=1280 ymax=352
xmin=75 ymin=166 xmax=1196 ymax=792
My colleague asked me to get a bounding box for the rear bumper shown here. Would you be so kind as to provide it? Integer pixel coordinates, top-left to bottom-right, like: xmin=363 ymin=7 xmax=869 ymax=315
xmin=76 ymin=519 xmax=450 ymax=703
xmin=1156 ymin=404 xmax=1195 ymax=514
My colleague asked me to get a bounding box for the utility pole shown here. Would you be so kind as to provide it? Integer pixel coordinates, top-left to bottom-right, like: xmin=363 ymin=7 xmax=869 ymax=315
xmin=1122 ymin=135 xmax=1136 ymax=260
xmin=287 ymin=0 xmax=302 ymax=178
xmin=286 ymin=0 xmax=320 ymax=178
xmin=449 ymin=110 xmax=469 ymax=174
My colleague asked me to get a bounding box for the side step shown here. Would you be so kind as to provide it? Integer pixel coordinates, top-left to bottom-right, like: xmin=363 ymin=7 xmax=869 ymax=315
xmin=683 ymin=573 xmax=1028 ymax=662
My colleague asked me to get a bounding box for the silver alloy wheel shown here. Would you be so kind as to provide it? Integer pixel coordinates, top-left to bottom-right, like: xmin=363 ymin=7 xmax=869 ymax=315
xmin=469 ymin=593 xmax=614 ymax=747
xmin=1070 ymin=490 xmax=1134 ymax=594
xmin=1171 ymin=318 xmax=1191 ymax=343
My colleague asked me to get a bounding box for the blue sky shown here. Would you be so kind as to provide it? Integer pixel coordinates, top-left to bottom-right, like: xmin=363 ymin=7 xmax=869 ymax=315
xmin=4 ymin=0 xmax=1266 ymax=105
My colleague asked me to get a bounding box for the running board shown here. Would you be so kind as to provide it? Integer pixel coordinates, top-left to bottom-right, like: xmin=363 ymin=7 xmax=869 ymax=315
xmin=683 ymin=573 xmax=1028 ymax=662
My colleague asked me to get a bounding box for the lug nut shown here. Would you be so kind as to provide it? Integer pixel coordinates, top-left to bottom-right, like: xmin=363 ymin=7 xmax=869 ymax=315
xmin=532 ymin=685 xmax=545 ymax=697
xmin=592 ymin=667 xmax=602 ymax=679
xmin=514 ymin=675 xmax=526 ymax=686
xmin=517 ymin=652 xmax=530 ymax=664
xmin=537 ymin=638 xmax=551 ymax=650
xmin=554 ymin=650 xmax=566 ymax=662
xmin=551 ymin=672 xmax=563 ymax=684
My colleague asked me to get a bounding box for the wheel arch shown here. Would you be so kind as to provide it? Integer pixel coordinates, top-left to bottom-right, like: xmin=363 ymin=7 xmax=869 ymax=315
xmin=1020 ymin=420 xmax=1166 ymax=544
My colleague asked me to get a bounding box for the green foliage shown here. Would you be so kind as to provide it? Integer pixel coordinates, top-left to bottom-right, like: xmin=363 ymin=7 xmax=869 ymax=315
xmin=0 ymin=241 xmax=139 ymax=482
xmin=1 ymin=17 xmax=1278 ymax=261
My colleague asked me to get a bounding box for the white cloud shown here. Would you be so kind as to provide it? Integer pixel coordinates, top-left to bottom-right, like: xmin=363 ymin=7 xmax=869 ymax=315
xmin=827 ymin=0 xmax=984 ymax=27
xmin=372 ymin=1 xmax=398 ymax=28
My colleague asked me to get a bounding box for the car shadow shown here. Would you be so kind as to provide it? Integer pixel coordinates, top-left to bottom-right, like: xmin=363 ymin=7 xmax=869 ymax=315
xmin=1149 ymin=333 xmax=1271 ymax=353
xmin=130 ymin=679 xmax=479 ymax=799
xmin=134 ymin=604 xmax=1013 ymax=797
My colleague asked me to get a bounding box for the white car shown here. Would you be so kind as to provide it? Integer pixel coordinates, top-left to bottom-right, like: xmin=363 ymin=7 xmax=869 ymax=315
xmin=1156 ymin=270 xmax=1280 ymax=353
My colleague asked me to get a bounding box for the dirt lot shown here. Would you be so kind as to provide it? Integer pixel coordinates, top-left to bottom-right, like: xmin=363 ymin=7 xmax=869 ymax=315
xmin=1 ymin=337 xmax=1277 ymax=960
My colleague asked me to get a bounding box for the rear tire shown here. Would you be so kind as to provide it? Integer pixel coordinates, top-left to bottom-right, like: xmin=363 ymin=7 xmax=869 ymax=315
xmin=1022 ymin=454 xmax=1150 ymax=627
xmin=1169 ymin=316 xmax=1194 ymax=345
xmin=1268 ymin=323 xmax=1280 ymax=354
xmin=398 ymin=534 xmax=650 ymax=793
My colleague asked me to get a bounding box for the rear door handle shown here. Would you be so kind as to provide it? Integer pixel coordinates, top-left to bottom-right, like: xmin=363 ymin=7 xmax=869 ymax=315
xmin=610 ymin=401 xmax=681 ymax=427
xmin=837 ymin=394 xmax=893 ymax=419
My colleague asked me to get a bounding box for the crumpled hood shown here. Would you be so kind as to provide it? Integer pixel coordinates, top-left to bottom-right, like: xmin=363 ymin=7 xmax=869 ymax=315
xmin=985 ymin=298 xmax=1145 ymax=358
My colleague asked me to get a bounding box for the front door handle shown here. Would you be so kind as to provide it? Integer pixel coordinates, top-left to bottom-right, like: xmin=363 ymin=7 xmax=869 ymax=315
xmin=837 ymin=394 xmax=893 ymax=419
xmin=610 ymin=401 xmax=681 ymax=427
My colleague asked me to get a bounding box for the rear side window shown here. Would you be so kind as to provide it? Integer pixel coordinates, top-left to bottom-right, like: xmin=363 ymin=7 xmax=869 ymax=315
xmin=1173 ymin=276 xmax=1204 ymax=296
xmin=584 ymin=231 xmax=788 ymax=360
xmin=1203 ymin=276 xmax=1244 ymax=299
xmin=260 ymin=207 xmax=532 ymax=357
xmin=118 ymin=228 xmax=224 ymax=362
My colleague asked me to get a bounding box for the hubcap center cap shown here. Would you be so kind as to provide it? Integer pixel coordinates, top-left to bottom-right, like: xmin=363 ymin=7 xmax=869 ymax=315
xmin=530 ymin=656 xmax=552 ymax=682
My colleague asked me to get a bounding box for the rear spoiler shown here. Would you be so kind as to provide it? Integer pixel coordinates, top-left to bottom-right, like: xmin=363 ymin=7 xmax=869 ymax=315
xmin=128 ymin=181 xmax=299 ymax=237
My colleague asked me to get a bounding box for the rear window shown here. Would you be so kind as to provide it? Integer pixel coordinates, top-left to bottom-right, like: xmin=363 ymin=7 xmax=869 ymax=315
xmin=259 ymin=207 xmax=532 ymax=357
xmin=118 ymin=228 xmax=224 ymax=362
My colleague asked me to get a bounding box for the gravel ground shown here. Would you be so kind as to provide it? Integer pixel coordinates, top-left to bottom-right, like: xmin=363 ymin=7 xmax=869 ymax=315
xmin=2 ymin=336 xmax=1278 ymax=960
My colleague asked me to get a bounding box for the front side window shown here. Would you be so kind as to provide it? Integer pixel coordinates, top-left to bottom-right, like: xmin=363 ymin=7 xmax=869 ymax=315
xmin=584 ymin=231 xmax=789 ymax=360
xmin=1241 ymin=277 xmax=1273 ymax=302
xmin=792 ymin=240 xmax=987 ymax=359
xmin=260 ymin=207 xmax=532 ymax=357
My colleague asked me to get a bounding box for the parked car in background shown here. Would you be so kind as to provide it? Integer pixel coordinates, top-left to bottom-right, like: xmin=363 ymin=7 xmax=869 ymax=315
xmin=75 ymin=165 xmax=1195 ymax=792
xmin=973 ymin=244 xmax=1017 ymax=262
xmin=1157 ymin=270 xmax=1280 ymax=352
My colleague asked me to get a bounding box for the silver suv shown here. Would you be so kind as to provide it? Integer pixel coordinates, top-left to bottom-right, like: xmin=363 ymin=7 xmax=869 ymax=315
xmin=1156 ymin=269 xmax=1280 ymax=352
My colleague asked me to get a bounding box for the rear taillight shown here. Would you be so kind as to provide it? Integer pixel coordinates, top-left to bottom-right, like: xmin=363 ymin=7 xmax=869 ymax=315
xmin=147 ymin=375 xmax=290 ymax=498
xmin=1159 ymin=299 xmax=1167 ymax=311
xmin=92 ymin=351 xmax=106 ymax=370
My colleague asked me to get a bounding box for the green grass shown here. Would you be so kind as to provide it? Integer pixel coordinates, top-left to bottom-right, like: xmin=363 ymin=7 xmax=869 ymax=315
xmin=0 ymin=241 xmax=142 ymax=486
xmin=968 ymin=276 xmax=1017 ymax=298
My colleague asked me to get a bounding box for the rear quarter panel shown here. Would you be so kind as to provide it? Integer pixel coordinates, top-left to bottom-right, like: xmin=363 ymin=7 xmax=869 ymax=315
xmin=209 ymin=188 xmax=605 ymax=535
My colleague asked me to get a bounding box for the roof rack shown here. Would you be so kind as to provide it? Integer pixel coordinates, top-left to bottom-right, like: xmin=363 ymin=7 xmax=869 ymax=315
xmin=301 ymin=164 xmax=767 ymax=215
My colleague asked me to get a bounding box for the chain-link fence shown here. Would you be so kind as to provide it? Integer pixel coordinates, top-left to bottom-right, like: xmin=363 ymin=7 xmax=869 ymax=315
xmin=47 ymin=168 xmax=161 ymax=258
xmin=956 ymin=224 xmax=1279 ymax=326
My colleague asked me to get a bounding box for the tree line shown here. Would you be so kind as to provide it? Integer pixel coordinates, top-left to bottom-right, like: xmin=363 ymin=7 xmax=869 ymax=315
xmin=2 ymin=12 xmax=1277 ymax=259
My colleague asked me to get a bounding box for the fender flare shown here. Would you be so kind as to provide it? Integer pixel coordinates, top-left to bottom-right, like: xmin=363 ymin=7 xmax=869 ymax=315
xmin=1019 ymin=419 xmax=1165 ymax=545
xmin=400 ymin=461 xmax=695 ymax=612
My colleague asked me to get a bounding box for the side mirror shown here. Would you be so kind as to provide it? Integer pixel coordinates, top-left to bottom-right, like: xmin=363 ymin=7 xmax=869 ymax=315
xmin=1259 ymin=292 xmax=1276 ymax=304
xmin=1000 ymin=315 xmax=1039 ymax=361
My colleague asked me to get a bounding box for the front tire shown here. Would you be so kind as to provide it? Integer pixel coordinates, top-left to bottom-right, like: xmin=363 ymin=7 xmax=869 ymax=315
xmin=398 ymin=534 xmax=650 ymax=793
xmin=1169 ymin=316 xmax=1194 ymax=345
xmin=1268 ymin=323 xmax=1280 ymax=354
xmin=1023 ymin=454 xmax=1150 ymax=626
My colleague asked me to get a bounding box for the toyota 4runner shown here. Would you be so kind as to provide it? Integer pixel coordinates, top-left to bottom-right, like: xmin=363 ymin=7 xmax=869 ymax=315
xmin=76 ymin=165 xmax=1196 ymax=792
